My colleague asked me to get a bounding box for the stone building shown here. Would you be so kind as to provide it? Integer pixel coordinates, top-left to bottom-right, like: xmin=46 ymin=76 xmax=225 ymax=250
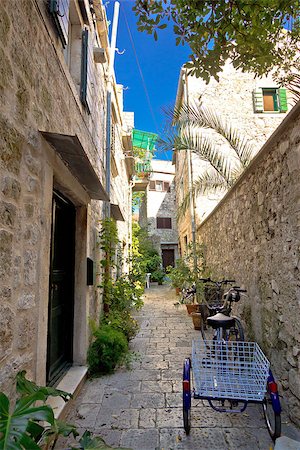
xmin=174 ymin=62 xmax=292 ymax=253
xmin=139 ymin=160 xmax=179 ymax=268
xmin=0 ymin=0 xmax=134 ymax=399
xmin=197 ymin=101 xmax=300 ymax=426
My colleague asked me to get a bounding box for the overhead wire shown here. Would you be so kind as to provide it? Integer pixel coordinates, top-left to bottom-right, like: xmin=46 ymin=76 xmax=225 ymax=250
xmin=119 ymin=1 xmax=174 ymax=168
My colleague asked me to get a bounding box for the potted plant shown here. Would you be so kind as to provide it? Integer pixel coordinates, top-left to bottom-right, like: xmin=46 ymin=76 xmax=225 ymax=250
xmin=151 ymin=268 xmax=165 ymax=285
xmin=166 ymin=259 xmax=193 ymax=294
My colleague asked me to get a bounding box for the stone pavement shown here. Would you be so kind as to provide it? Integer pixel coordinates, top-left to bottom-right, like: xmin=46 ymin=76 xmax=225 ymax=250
xmin=60 ymin=285 xmax=300 ymax=450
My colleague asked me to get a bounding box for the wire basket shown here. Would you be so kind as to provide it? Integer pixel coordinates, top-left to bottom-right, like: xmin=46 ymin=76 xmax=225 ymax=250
xmin=192 ymin=340 xmax=269 ymax=401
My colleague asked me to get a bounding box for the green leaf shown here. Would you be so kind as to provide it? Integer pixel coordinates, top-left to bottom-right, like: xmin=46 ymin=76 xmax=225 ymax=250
xmin=76 ymin=430 xmax=132 ymax=449
xmin=0 ymin=391 xmax=54 ymax=450
xmin=16 ymin=371 xmax=71 ymax=402
xmin=154 ymin=30 xmax=158 ymax=41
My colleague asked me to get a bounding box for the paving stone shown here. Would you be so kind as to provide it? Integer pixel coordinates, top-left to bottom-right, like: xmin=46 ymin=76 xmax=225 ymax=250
xmin=140 ymin=357 xmax=169 ymax=370
xmin=222 ymin=427 xmax=269 ymax=450
xmin=230 ymin=404 xmax=267 ymax=428
xmin=131 ymin=392 xmax=165 ymax=408
xmin=64 ymin=285 xmax=300 ymax=449
xmin=74 ymin=404 xmax=102 ymax=428
xmin=159 ymin=427 xmax=228 ymax=449
xmin=120 ymin=428 xmax=159 ymax=450
xmin=95 ymin=408 xmax=139 ymax=430
xmin=161 ymin=369 xmax=181 ymax=381
xmin=139 ymin=408 xmax=157 ymax=428
xmin=129 ymin=369 xmax=161 ymax=381
xmin=156 ymin=407 xmax=183 ymax=428
xmin=79 ymin=382 xmax=105 ymax=404
xmin=91 ymin=428 xmax=122 ymax=447
xmin=141 ymin=380 xmax=173 ymax=393
xmin=101 ymin=392 xmax=132 ymax=409
xmin=165 ymin=392 xmax=182 ymax=408
xmin=191 ymin=405 xmax=232 ymax=428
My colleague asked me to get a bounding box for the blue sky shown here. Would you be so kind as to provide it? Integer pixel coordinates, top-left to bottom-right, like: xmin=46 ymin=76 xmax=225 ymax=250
xmin=106 ymin=1 xmax=190 ymax=160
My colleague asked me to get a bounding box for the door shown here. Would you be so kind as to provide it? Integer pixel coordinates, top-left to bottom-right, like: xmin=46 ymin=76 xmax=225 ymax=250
xmin=46 ymin=191 xmax=75 ymax=385
xmin=162 ymin=249 xmax=175 ymax=269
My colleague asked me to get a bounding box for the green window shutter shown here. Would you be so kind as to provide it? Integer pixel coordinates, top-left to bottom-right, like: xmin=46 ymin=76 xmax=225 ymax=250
xmin=80 ymin=28 xmax=94 ymax=114
xmin=253 ymin=88 xmax=264 ymax=112
xmin=49 ymin=0 xmax=70 ymax=48
xmin=279 ymin=88 xmax=288 ymax=112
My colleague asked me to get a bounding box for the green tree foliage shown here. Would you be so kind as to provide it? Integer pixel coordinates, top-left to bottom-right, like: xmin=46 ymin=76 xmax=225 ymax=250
xmin=131 ymin=222 xmax=163 ymax=282
xmin=132 ymin=192 xmax=145 ymax=212
xmin=133 ymin=0 xmax=300 ymax=86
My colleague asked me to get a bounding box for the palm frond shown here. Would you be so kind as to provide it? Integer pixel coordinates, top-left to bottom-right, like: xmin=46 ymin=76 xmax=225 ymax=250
xmin=172 ymin=102 xmax=254 ymax=168
xmin=177 ymin=169 xmax=231 ymax=218
xmin=177 ymin=128 xmax=234 ymax=184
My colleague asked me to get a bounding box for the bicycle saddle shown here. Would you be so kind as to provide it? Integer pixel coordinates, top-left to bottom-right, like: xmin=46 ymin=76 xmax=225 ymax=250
xmin=207 ymin=312 xmax=235 ymax=329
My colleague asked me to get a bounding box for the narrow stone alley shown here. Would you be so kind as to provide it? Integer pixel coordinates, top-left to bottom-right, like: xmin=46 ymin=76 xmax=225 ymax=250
xmin=62 ymin=286 xmax=300 ymax=450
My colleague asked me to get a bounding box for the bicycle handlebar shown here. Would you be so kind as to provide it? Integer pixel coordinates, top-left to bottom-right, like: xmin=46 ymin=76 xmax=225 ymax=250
xmin=198 ymin=278 xmax=236 ymax=285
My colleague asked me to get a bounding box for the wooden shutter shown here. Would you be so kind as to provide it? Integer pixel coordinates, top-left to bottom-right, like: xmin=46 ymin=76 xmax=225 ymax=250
xmin=253 ymin=88 xmax=264 ymax=113
xmin=163 ymin=181 xmax=170 ymax=192
xmin=81 ymin=28 xmax=94 ymax=114
xmin=157 ymin=217 xmax=172 ymax=229
xmin=49 ymin=0 xmax=70 ymax=48
xmin=149 ymin=181 xmax=156 ymax=190
xmin=279 ymin=88 xmax=288 ymax=112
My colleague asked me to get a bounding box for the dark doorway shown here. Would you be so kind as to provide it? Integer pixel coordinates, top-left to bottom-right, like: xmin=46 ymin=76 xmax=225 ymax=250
xmin=162 ymin=249 xmax=175 ymax=269
xmin=46 ymin=191 xmax=75 ymax=385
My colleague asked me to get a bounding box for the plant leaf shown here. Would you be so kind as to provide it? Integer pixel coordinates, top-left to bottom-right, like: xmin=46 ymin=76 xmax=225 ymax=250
xmin=0 ymin=392 xmax=54 ymax=450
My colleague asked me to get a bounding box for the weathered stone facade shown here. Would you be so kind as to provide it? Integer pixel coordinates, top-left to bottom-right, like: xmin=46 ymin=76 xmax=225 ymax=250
xmin=0 ymin=0 xmax=133 ymax=395
xmin=198 ymin=103 xmax=300 ymax=425
xmin=174 ymin=62 xmax=293 ymax=254
xmin=139 ymin=160 xmax=179 ymax=265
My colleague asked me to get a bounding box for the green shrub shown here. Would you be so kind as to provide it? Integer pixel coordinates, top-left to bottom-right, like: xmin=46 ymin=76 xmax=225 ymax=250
xmin=151 ymin=268 xmax=165 ymax=284
xmin=87 ymin=324 xmax=128 ymax=375
xmin=104 ymin=310 xmax=139 ymax=341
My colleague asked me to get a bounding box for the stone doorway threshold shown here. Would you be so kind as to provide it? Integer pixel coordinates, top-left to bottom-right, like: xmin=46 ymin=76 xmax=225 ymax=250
xmin=47 ymin=365 xmax=87 ymax=419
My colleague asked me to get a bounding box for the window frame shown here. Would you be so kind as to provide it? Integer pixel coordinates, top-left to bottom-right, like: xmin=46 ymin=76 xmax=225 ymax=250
xmin=156 ymin=217 xmax=172 ymax=229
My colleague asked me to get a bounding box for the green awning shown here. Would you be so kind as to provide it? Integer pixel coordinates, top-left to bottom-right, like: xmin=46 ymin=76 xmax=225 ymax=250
xmin=132 ymin=129 xmax=157 ymax=153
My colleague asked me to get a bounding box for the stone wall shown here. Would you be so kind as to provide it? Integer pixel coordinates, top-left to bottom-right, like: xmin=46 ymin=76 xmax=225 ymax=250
xmin=139 ymin=160 xmax=179 ymax=259
xmin=175 ymin=62 xmax=293 ymax=253
xmin=198 ymin=103 xmax=300 ymax=425
xmin=0 ymin=0 xmax=131 ymax=394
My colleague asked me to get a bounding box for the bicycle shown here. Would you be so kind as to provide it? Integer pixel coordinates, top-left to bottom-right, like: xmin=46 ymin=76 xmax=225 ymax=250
xmin=180 ymin=283 xmax=196 ymax=304
xmin=182 ymin=282 xmax=282 ymax=441
xmin=197 ymin=278 xmax=246 ymax=343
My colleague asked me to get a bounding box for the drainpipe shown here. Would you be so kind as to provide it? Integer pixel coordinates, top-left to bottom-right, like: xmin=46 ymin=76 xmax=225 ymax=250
xmin=105 ymin=1 xmax=120 ymax=218
xmin=184 ymin=69 xmax=198 ymax=275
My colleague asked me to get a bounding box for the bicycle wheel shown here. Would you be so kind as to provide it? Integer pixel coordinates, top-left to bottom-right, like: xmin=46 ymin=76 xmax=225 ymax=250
xmin=262 ymin=379 xmax=281 ymax=441
xmin=229 ymin=317 xmax=244 ymax=341
xmin=183 ymin=358 xmax=191 ymax=435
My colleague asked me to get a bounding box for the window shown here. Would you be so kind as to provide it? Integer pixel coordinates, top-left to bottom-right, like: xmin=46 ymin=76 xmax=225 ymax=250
xmin=156 ymin=181 xmax=163 ymax=191
xmin=80 ymin=28 xmax=95 ymax=113
xmin=157 ymin=217 xmax=172 ymax=229
xmin=49 ymin=0 xmax=70 ymax=48
xmin=184 ymin=235 xmax=188 ymax=248
xmin=149 ymin=180 xmax=171 ymax=192
xmin=49 ymin=1 xmax=94 ymax=113
xmin=253 ymin=88 xmax=288 ymax=113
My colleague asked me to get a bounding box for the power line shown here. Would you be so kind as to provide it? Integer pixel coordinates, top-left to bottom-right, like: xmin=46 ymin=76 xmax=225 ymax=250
xmin=120 ymin=1 xmax=173 ymax=166
xmin=121 ymin=2 xmax=159 ymax=132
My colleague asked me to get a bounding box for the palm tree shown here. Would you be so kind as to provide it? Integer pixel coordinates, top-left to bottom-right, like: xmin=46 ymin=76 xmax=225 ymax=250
xmin=159 ymin=101 xmax=255 ymax=216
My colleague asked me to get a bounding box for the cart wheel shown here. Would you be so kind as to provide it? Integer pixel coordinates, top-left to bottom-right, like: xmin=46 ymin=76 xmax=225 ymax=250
xmin=183 ymin=358 xmax=191 ymax=435
xmin=262 ymin=379 xmax=281 ymax=441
